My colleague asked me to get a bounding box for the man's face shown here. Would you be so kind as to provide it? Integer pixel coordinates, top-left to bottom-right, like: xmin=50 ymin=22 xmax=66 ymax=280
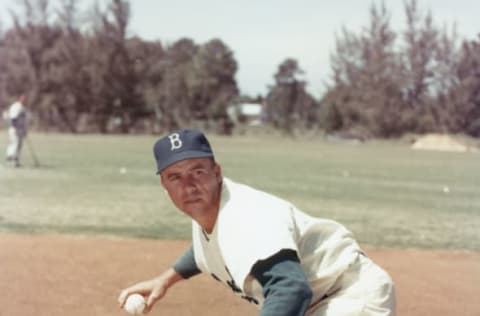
xmin=160 ymin=158 xmax=222 ymax=220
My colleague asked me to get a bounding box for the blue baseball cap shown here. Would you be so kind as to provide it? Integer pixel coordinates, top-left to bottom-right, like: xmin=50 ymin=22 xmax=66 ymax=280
xmin=153 ymin=129 xmax=215 ymax=174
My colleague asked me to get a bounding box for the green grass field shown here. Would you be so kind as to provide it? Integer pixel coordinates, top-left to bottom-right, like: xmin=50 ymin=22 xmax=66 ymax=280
xmin=0 ymin=132 xmax=479 ymax=250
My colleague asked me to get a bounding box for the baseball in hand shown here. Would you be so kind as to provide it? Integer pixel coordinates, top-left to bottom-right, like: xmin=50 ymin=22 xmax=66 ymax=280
xmin=124 ymin=294 xmax=146 ymax=315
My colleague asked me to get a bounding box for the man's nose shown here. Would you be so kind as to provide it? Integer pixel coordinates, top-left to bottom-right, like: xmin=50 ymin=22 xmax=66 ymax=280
xmin=182 ymin=176 xmax=198 ymax=193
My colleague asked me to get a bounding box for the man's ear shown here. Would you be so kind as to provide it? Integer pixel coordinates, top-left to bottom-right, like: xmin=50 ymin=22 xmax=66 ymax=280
xmin=159 ymin=176 xmax=170 ymax=195
xmin=160 ymin=175 xmax=166 ymax=188
xmin=214 ymin=163 xmax=222 ymax=182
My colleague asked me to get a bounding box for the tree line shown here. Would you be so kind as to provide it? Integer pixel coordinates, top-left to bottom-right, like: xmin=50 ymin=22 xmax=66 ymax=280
xmin=0 ymin=0 xmax=479 ymax=138
xmin=322 ymin=1 xmax=480 ymax=138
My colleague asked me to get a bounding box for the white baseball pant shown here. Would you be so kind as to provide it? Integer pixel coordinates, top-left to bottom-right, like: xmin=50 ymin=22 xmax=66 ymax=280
xmin=308 ymin=254 xmax=396 ymax=316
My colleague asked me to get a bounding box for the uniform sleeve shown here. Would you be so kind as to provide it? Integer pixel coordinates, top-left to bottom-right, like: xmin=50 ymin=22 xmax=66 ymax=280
xmin=172 ymin=245 xmax=201 ymax=279
xmin=251 ymin=249 xmax=312 ymax=316
xmin=220 ymin=198 xmax=299 ymax=289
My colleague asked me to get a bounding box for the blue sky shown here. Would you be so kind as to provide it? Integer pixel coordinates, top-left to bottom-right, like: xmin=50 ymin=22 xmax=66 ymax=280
xmin=1 ymin=0 xmax=478 ymax=98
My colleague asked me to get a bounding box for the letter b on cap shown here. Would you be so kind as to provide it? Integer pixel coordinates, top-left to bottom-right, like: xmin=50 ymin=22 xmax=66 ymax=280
xmin=168 ymin=133 xmax=182 ymax=151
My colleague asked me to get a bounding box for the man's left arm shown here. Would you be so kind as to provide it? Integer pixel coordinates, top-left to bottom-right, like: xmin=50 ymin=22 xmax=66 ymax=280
xmin=251 ymin=249 xmax=312 ymax=316
xmin=172 ymin=245 xmax=201 ymax=279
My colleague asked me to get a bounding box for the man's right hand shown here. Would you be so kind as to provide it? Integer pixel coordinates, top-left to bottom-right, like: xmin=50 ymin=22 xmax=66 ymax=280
xmin=118 ymin=267 xmax=184 ymax=313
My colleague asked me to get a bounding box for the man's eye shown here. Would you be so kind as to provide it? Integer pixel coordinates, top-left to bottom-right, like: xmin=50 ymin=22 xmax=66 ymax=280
xmin=194 ymin=169 xmax=206 ymax=176
xmin=168 ymin=175 xmax=180 ymax=182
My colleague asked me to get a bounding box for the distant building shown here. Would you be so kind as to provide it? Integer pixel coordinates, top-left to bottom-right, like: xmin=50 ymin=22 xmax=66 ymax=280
xmin=227 ymin=102 xmax=264 ymax=126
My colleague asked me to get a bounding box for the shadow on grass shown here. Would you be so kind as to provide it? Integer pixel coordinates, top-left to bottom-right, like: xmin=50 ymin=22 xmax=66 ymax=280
xmin=0 ymin=221 xmax=190 ymax=240
xmin=1 ymin=163 xmax=56 ymax=170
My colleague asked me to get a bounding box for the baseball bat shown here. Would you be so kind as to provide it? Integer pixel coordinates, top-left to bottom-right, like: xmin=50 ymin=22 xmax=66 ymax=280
xmin=25 ymin=135 xmax=40 ymax=168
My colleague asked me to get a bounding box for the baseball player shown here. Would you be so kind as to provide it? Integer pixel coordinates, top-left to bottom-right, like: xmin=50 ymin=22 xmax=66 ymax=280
xmin=118 ymin=129 xmax=396 ymax=315
xmin=4 ymin=95 xmax=28 ymax=167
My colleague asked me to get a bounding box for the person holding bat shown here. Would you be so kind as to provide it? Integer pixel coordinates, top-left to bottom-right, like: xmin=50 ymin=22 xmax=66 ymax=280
xmin=118 ymin=129 xmax=396 ymax=315
xmin=4 ymin=95 xmax=28 ymax=167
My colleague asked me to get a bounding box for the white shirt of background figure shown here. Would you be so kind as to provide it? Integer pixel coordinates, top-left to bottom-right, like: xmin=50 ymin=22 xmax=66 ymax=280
xmin=5 ymin=95 xmax=27 ymax=166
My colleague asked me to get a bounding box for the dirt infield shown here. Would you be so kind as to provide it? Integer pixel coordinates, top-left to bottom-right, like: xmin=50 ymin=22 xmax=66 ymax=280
xmin=0 ymin=234 xmax=479 ymax=316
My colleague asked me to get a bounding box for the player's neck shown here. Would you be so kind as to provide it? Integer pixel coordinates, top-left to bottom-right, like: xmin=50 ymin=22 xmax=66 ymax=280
xmin=200 ymin=205 xmax=219 ymax=234
xmin=203 ymin=182 xmax=223 ymax=234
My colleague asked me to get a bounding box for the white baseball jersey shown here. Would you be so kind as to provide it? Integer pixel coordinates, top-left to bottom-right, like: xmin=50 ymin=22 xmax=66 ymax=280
xmin=192 ymin=177 xmax=362 ymax=310
xmin=7 ymin=101 xmax=25 ymax=120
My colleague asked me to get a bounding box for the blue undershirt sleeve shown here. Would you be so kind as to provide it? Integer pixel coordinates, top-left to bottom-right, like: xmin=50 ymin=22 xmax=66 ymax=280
xmin=172 ymin=245 xmax=201 ymax=279
xmin=251 ymin=249 xmax=312 ymax=316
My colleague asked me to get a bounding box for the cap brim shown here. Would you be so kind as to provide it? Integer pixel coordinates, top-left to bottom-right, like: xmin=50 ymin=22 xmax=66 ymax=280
xmin=156 ymin=150 xmax=214 ymax=174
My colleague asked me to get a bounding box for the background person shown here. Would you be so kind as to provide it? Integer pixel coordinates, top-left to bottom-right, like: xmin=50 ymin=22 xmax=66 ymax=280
xmin=4 ymin=95 xmax=28 ymax=167
xmin=118 ymin=129 xmax=396 ymax=316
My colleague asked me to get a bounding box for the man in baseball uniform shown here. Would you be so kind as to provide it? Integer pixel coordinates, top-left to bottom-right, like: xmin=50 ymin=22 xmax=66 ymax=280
xmin=118 ymin=129 xmax=396 ymax=315
xmin=4 ymin=95 xmax=28 ymax=167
